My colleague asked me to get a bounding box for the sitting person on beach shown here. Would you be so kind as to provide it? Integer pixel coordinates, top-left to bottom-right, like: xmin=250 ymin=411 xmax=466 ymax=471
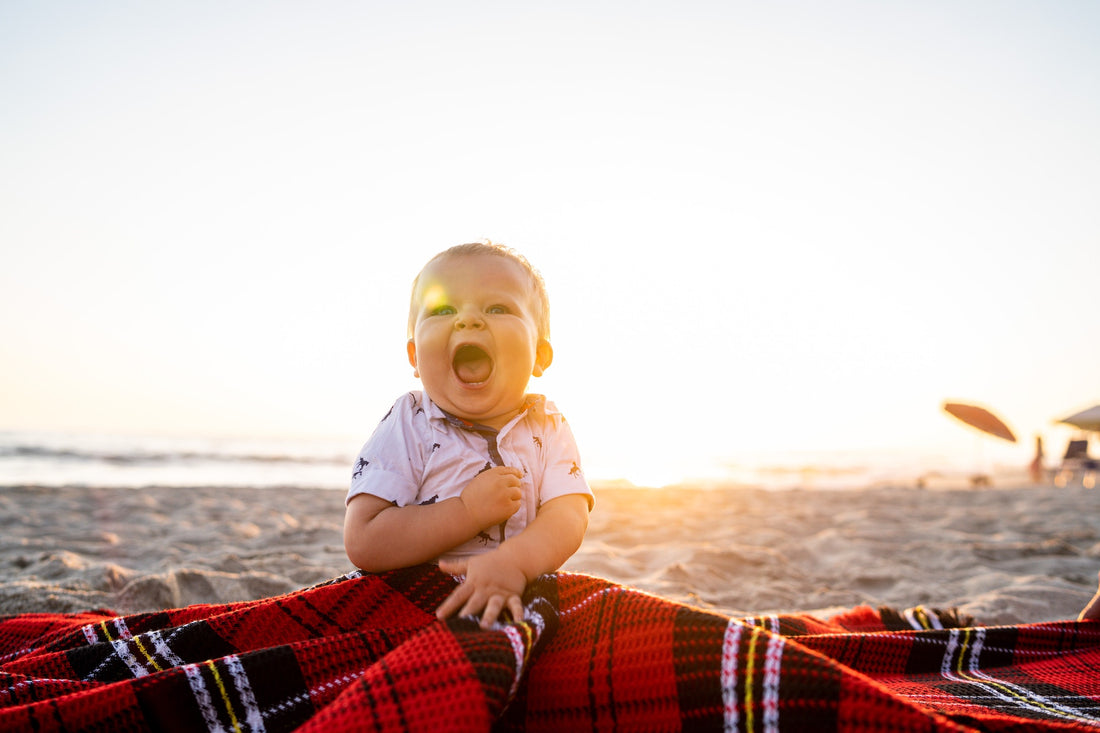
xmin=344 ymin=242 xmax=593 ymax=628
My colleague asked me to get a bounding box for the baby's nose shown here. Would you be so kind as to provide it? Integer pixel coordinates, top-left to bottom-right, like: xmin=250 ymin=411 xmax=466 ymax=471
xmin=455 ymin=311 xmax=485 ymax=330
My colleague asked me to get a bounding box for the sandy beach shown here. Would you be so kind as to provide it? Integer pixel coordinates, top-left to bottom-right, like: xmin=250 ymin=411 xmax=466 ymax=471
xmin=2 ymin=482 xmax=1097 ymax=626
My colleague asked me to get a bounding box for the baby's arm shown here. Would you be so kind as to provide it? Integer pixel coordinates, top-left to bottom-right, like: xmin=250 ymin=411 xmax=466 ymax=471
xmin=344 ymin=466 xmax=523 ymax=572
xmin=436 ymin=493 xmax=590 ymax=628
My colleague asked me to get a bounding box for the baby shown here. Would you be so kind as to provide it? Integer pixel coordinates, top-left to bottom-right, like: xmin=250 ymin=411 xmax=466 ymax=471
xmin=344 ymin=242 xmax=593 ymax=628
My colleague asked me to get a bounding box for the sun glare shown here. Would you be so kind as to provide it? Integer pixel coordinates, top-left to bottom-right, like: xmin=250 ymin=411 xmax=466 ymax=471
xmin=1 ymin=3 xmax=1098 ymax=487
xmin=421 ymin=284 xmax=447 ymax=313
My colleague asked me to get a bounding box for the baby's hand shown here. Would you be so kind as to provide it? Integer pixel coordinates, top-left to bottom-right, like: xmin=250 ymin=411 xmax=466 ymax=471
xmin=460 ymin=466 xmax=522 ymax=530
xmin=437 ymin=552 xmax=527 ymax=629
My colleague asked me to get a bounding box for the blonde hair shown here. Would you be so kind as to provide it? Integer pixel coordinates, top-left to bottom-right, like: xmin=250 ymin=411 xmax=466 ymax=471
xmin=407 ymin=242 xmax=551 ymax=340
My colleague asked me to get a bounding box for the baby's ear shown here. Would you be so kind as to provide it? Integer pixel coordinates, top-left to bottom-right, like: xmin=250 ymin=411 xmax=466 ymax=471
xmin=407 ymin=340 xmax=419 ymax=378
xmin=532 ymin=339 xmax=553 ymax=377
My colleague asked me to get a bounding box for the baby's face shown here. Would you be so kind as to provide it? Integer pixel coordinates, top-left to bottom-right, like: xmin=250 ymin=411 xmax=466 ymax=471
xmin=407 ymin=254 xmax=552 ymax=429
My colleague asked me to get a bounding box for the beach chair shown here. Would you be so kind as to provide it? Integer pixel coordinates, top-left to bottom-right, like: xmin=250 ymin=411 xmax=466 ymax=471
xmin=1055 ymin=439 xmax=1098 ymax=488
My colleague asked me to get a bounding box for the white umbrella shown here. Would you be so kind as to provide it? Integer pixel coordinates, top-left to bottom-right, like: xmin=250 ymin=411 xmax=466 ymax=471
xmin=1057 ymin=405 xmax=1100 ymax=432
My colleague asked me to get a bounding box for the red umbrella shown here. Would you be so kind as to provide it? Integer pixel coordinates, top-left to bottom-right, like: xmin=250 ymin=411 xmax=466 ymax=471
xmin=943 ymin=402 xmax=1017 ymax=443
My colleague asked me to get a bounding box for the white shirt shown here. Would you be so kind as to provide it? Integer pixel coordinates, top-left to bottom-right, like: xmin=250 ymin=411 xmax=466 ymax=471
xmin=347 ymin=391 xmax=593 ymax=563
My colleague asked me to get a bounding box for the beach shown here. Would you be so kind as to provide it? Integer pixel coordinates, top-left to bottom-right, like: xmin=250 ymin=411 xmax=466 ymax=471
xmin=2 ymin=482 xmax=1097 ymax=625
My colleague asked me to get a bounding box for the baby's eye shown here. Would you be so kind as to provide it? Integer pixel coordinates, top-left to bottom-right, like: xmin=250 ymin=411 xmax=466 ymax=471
xmin=486 ymin=305 xmax=511 ymax=315
xmin=431 ymin=305 xmax=456 ymax=316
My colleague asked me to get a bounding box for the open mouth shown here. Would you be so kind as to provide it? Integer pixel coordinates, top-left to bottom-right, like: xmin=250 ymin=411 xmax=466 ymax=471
xmin=453 ymin=344 xmax=493 ymax=384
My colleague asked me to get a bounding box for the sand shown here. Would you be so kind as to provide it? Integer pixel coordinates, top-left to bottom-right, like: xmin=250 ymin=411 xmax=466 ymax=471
xmin=2 ymin=483 xmax=1098 ymax=626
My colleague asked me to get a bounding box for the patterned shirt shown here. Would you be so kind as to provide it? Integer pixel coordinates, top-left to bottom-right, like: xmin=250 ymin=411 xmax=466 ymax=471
xmin=347 ymin=391 xmax=593 ymax=563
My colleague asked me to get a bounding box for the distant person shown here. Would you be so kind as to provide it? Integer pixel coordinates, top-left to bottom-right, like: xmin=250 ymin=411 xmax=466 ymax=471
xmin=343 ymin=242 xmax=593 ymax=628
xmin=1030 ymin=435 xmax=1045 ymax=484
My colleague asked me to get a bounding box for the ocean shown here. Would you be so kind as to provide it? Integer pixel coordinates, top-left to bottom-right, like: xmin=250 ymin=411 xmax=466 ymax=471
xmin=0 ymin=430 xmax=355 ymax=491
xmin=0 ymin=429 xmax=1032 ymax=492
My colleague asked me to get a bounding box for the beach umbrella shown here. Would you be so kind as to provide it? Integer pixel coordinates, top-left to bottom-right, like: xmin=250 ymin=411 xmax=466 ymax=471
xmin=1057 ymin=405 xmax=1100 ymax=433
xmin=942 ymin=402 xmax=1017 ymax=443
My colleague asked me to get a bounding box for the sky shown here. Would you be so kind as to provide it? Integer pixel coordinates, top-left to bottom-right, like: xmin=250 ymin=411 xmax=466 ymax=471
xmin=2 ymin=1 xmax=1098 ymax=487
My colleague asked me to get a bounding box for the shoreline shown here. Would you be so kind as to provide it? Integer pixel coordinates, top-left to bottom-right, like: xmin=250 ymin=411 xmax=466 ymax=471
xmin=2 ymin=483 xmax=1096 ymax=625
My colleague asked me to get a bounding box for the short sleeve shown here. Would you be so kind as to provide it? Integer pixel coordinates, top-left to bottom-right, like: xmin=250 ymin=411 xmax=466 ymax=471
xmin=537 ymin=405 xmax=594 ymax=510
xmin=346 ymin=393 xmax=428 ymax=507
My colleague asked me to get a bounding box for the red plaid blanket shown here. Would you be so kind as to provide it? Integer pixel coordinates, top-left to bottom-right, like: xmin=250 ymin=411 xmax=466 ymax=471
xmin=2 ymin=566 xmax=1099 ymax=731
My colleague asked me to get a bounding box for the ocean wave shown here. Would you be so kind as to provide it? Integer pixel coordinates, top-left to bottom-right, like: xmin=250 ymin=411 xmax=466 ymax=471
xmin=0 ymin=443 xmax=347 ymax=466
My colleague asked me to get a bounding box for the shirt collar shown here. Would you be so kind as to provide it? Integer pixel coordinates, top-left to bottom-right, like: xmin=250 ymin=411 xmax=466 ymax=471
xmin=423 ymin=392 xmax=549 ymax=434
